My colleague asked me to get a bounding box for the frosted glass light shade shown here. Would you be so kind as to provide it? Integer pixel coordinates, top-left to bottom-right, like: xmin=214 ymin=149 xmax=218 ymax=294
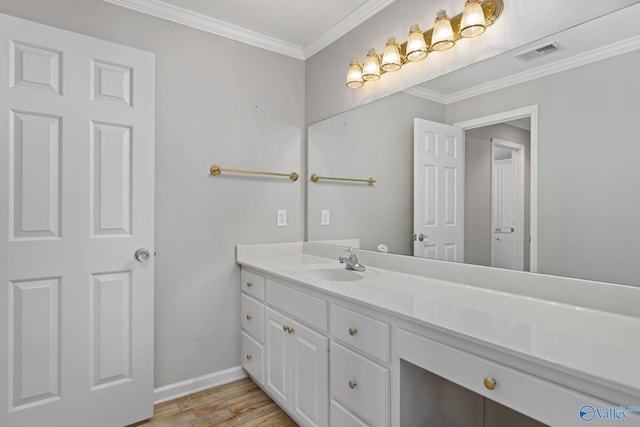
xmin=346 ymin=59 xmax=364 ymax=89
xmin=431 ymin=10 xmax=455 ymax=51
xmin=461 ymin=0 xmax=486 ymax=37
xmin=381 ymin=37 xmax=402 ymax=72
xmin=362 ymin=48 xmax=381 ymax=81
xmin=406 ymin=24 xmax=428 ymax=62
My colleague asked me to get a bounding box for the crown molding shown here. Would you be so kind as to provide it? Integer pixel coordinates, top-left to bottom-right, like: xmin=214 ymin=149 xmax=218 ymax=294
xmin=104 ymin=0 xmax=396 ymax=60
xmin=443 ymin=34 xmax=640 ymax=104
xmin=103 ymin=0 xmax=305 ymax=59
xmin=406 ymin=35 xmax=640 ymax=105
xmin=402 ymin=86 xmax=448 ymax=104
xmin=303 ymin=0 xmax=396 ymax=59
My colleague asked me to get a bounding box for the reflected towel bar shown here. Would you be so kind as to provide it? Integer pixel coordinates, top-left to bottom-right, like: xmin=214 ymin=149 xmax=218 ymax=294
xmin=310 ymin=174 xmax=376 ymax=186
xmin=210 ymin=165 xmax=299 ymax=181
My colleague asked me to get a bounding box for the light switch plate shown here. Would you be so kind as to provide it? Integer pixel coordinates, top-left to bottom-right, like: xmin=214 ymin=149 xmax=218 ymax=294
xmin=321 ymin=210 xmax=330 ymax=226
xmin=277 ymin=209 xmax=287 ymax=227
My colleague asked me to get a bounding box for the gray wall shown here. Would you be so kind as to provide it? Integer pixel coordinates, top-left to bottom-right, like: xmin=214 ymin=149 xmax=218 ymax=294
xmin=465 ymin=124 xmax=531 ymax=269
xmin=446 ymin=50 xmax=640 ymax=285
xmin=308 ymin=92 xmax=444 ymax=255
xmin=0 ymin=0 xmax=305 ymax=387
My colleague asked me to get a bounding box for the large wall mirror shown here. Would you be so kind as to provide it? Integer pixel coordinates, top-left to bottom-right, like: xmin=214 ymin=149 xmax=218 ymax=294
xmin=307 ymin=5 xmax=640 ymax=287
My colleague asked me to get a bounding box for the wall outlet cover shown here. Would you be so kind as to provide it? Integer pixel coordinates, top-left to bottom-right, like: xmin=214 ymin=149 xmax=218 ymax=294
xmin=321 ymin=210 xmax=330 ymax=226
xmin=277 ymin=209 xmax=287 ymax=227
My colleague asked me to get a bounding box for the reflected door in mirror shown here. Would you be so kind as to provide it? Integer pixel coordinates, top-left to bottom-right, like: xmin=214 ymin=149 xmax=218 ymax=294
xmin=413 ymin=118 xmax=464 ymax=261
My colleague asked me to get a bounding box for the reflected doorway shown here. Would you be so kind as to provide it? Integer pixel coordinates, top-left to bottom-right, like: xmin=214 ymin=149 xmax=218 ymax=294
xmin=491 ymin=139 xmax=526 ymax=270
xmin=455 ymin=105 xmax=538 ymax=273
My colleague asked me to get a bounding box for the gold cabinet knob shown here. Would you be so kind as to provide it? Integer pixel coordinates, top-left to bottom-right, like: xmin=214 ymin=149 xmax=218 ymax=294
xmin=348 ymin=380 xmax=358 ymax=390
xmin=283 ymin=325 xmax=288 ymax=332
xmin=246 ymin=281 xmax=253 ymax=288
xmin=483 ymin=377 xmax=496 ymax=390
xmin=246 ymin=314 xmax=252 ymax=321
xmin=348 ymin=327 xmax=358 ymax=336
xmin=288 ymin=327 xmax=294 ymax=334
xmin=246 ymin=354 xmax=252 ymax=360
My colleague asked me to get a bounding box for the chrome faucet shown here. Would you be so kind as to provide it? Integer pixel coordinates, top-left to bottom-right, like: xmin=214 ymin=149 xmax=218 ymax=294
xmin=339 ymin=247 xmax=365 ymax=272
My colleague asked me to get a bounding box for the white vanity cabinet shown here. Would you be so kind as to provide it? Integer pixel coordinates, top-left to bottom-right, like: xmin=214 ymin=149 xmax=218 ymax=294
xmin=240 ymin=269 xmax=265 ymax=384
xmin=237 ymin=246 xmax=640 ymax=427
xmin=264 ymin=306 xmax=328 ymax=427
xmin=329 ymin=304 xmax=391 ymax=427
xmin=241 ymin=269 xmax=329 ymax=427
xmin=396 ymin=328 xmax=619 ymax=427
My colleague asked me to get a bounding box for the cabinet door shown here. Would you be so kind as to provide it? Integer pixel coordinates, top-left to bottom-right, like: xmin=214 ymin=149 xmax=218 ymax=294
xmin=265 ymin=307 xmax=291 ymax=408
xmin=291 ymin=321 xmax=329 ymax=427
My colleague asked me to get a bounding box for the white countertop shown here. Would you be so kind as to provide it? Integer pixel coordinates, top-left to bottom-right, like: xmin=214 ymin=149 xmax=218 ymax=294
xmin=236 ymin=243 xmax=640 ymax=397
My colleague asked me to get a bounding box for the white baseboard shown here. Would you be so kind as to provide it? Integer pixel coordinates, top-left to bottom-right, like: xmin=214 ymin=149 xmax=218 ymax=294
xmin=153 ymin=366 xmax=247 ymax=404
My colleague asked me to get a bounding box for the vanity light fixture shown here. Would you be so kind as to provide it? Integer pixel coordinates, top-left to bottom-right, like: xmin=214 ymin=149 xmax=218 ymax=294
xmin=431 ymin=10 xmax=455 ymax=51
xmin=406 ymin=24 xmax=428 ymax=62
xmin=346 ymin=0 xmax=504 ymax=88
xmin=346 ymin=59 xmax=364 ymax=88
xmin=460 ymin=0 xmax=487 ymax=37
xmin=362 ymin=48 xmax=381 ymax=81
xmin=381 ymin=37 xmax=402 ymax=72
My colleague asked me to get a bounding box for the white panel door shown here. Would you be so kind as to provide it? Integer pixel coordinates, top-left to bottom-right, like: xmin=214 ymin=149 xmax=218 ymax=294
xmin=0 ymin=13 xmax=155 ymax=427
xmin=413 ymin=118 xmax=464 ymax=261
xmin=491 ymin=159 xmax=517 ymax=269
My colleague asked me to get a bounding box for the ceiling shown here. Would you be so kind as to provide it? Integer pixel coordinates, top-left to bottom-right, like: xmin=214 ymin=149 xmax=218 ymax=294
xmin=103 ymin=0 xmax=395 ymax=59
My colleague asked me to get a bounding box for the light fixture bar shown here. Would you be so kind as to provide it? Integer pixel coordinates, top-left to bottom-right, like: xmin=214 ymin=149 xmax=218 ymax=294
xmin=346 ymin=0 xmax=504 ymax=88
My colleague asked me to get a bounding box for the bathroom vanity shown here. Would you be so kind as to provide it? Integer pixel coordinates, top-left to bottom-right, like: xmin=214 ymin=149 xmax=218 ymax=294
xmin=237 ymin=242 xmax=640 ymax=427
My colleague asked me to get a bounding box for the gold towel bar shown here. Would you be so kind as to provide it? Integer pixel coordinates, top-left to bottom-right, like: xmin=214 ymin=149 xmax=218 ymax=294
xmin=310 ymin=174 xmax=376 ymax=186
xmin=210 ymin=165 xmax=299 ymax=181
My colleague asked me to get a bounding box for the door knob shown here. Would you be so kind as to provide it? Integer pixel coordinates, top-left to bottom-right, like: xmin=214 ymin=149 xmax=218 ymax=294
xmin=412 ymin=234 xmax=426 ymax=241
xmin=135 ymin=248 xmax=151 ymax=262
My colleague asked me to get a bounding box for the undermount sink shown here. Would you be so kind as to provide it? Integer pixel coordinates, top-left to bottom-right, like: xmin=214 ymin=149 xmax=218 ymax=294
xmin=291 ymin=264 xmax=378 ymax=282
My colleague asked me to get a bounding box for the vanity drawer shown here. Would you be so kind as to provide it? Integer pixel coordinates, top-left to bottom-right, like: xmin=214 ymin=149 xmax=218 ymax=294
xmin=241 ymin=269 xmax=265 ymax=300
xmin=241 ymin=293 xmax=264 ymax=342
xmin=331 ymin=304 xmax=390 ymax=363
xmin=241 ymin=331 xmax=264 ymax=385
xmin=397 ymin=328 xmax=621 ymax=427
xmin=266 ymin=279 xmax=327 ymax=332
xmin=330 ymin=342 xmax=389 ymax=427
xmin=330 ymin=399 xmax=369 ymax=427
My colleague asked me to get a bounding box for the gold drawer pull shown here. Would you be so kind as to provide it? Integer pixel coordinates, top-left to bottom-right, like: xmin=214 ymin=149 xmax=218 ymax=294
xmin=348 ymin=327 xmax=358 ymax=336
xmin=348 ymin=380 xmax=358 ymax=390
xmin=483 ymin=377 xmax=496 ymax=390
xmin=282 ymin=325 xmax=295 ymax=334
xmin=246 ymin=354 xmax=252 ymax=360
xmin=246 ymin=314 xmax=252 ymax=321
xmin=246 ymin=281 xmax=253 ymax=288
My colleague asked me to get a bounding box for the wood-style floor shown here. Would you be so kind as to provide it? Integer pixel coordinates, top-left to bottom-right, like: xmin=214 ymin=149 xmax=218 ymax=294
xmin=128 ymin=378 xmax=297 ymax=427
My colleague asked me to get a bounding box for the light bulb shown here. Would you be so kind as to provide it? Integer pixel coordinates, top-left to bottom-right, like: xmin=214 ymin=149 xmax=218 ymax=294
xmin=460 ymin=0 xmax=486 ymax=38
xmin=346 ymin=58 xmax=364 ymax=89
xmin=431 ymin=10 xmax=455 ymax=51
xmin=406 ymin=24 xmax=428 ymax=62
xmin=381 ymin=37 xmax=402 ymax=72
xmin=362 ymin=48 xmax=381 ymax=81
